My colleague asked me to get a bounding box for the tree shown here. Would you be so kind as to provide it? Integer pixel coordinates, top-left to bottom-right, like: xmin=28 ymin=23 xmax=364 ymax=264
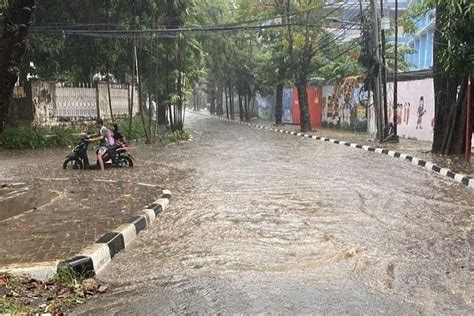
xmin=429 ymin=1 xmax=473 ymax=155
xmin=0 ymin=0 xmax=36 ymax=135
xmin=286 ymin=0 xmax=325 ymax=132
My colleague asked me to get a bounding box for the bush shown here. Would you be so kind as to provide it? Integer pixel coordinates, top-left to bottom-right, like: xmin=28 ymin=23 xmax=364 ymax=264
xmin=118 ymin=117 xmax=148 ymax=141
xmin=0 ymin=126 xmax=85 ymax=150
xmin=165 ymin=130 xmax=191 ymax=143
xmin=0 ymin=127 xmax=47 ymax=149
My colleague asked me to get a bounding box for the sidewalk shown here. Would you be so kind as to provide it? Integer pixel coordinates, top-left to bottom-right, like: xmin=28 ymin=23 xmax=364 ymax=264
xmin=252 ymin=118 xmax=474 ymax=177
xmin=0 ymin=144 xmax=186 ymax=270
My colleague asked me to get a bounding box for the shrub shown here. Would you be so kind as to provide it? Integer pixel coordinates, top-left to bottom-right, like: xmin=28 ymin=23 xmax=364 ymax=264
xmin=165 ymin=130 xmax=191 ymax=143
xmin=0 ymin=127 xmax=47 ymax=149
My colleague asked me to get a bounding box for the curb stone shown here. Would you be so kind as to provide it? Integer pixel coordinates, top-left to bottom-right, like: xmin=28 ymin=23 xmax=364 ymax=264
xmin=0 ymin=189 xmax=173 ymax=280
xmin=213 ymin=115 xmax=473 ymax=189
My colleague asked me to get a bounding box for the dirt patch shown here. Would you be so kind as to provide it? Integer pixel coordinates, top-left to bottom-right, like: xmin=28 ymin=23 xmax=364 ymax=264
xmin=0 ymin=186 xmax=59 ymax=222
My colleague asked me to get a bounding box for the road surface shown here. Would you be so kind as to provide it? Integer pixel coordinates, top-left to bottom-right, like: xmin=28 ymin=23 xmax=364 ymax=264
xmin=74 ymin=112 xmax=473 ymax=315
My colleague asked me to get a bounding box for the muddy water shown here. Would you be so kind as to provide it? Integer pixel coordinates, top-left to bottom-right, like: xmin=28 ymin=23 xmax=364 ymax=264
xmin=69 ymin=113 xmax=471 ymax=314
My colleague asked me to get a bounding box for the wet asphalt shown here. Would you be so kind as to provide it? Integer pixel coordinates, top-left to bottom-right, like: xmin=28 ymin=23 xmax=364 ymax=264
xmin=73 ymin=113 xmax=473 ymax=315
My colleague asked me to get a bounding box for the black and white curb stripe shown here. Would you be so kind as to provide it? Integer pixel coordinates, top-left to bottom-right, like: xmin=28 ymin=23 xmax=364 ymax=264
xmin=0 ymin=190 xmax=172 ymax=279
xmin=213 ymin=116 xmax=473 ymax=189
xmin=59 ymin=190 xmax=172 ymax=277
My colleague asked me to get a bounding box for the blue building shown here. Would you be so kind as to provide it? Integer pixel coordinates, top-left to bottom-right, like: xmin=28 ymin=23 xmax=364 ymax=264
xmin=331 ymin=0 xmax=434 ymax=71
xmin=402 ymin=11 xmax=434 ymax=70
xmin=384 ymin=0 xmax=434 ymax=70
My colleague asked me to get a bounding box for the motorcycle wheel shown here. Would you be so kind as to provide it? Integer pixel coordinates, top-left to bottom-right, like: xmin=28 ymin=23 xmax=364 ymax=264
xmin=118 ymin=155 xmax=134 ymax=168
xmin=63 ymin=158 xmax=84 ymax=170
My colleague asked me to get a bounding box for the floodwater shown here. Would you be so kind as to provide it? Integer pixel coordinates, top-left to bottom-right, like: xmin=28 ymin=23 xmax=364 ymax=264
xmin=21 ymin=113 xmax=474 ymax=314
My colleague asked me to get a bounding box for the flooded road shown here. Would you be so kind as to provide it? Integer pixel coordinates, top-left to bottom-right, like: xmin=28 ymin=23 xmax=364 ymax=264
xmin=75 ymin=113 xmax=473 ymax=315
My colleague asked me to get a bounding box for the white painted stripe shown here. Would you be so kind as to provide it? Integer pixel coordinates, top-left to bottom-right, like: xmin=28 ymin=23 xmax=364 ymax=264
xmin=79 ymin=243 xmax=111 ymax=274
xmin=162 ymin=190 xmax=173 ymax=198
xmin=469 ymin=179 xmax=474 ymax=188
xmin=411 ymin=157 xmax=420 ymax=165
xmin=142 ymin=209 xmax=156 ymax=225
xmin=154 ymin=198 xmax=170 ymax=210
xmin=321 ymin=137 xmax=326 ymax=141
xmin=400 ymin=153 xmax=408 ymax=159
xmin=454 ymin=173 xmax=466 ymax=183
xmin=388 ymin=151 xmax=396 ymax=157
xmin=375 ymin=148 xmax=383 ymax=154
xmin=362 ymin=145 xmax=370 ymax=150
xmin=439 ymin=168 xmax=450 ymax=176
xmin=304 ymin=134 xmax=310 ymax=138
xmin=351 ymin=144 xmax=359 ymax=148
xmin=114 ymin=224 xmax=137 ymax=247
xmin=329 ymin=139 xmax=336 ymax=143
xmin=296 ymin=133 xmax=302 ymax=136
xmin=425 ymin=162 xmax=434 ymax=170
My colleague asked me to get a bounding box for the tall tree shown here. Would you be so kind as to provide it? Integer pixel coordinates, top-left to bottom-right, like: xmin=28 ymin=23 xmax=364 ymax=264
xmin=429 ymin=1 xmax=473 ymax=155
xmin=0 ymin=0 xmax=36 ymax=134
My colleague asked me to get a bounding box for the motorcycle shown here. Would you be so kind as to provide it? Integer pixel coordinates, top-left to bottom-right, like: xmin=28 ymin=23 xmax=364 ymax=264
xmin=63 ymin=135 xmax=135 ymax=170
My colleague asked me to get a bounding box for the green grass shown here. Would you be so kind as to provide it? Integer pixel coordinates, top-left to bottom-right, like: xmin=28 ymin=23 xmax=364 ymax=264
xmin=0 ymin=268 xmax=100 ymax=314
xmin=0 ymin=297 xmax=33 ymax=314
xmin=49 ymin=266 xmax=81 ymax=289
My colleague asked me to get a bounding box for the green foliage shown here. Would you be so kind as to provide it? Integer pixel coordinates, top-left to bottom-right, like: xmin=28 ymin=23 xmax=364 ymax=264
xmin=0 ymin=125 xmax=83 ymax=150
xmin=49 ymin=266 xmax=81 ymax=288
xmin=0 ymin=127 xmax=47 ymax=149
xmin=118 ymin=117 xmax=148 ymax=141
xmin=0 ymin=297 xmax=32 ymax=314
xmin=165 ymin=130 xmax=191 ymax=143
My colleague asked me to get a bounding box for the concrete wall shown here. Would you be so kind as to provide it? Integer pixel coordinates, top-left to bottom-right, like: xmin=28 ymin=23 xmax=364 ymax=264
xmin=29 ymin=81 xmax=139 ymax=126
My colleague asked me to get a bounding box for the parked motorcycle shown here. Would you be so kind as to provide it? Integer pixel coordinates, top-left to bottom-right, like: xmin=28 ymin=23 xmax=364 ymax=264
xmin=63 ymin=135 xmax=135 ymax=170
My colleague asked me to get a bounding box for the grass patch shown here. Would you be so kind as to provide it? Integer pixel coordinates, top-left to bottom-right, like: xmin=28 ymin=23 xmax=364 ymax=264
xmin=0 ymin=297 xmax=33 ymax=314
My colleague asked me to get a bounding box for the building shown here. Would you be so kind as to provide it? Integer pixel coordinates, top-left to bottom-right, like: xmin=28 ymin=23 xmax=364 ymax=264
xmin=332 ymin=0 xmax=434 ymax=71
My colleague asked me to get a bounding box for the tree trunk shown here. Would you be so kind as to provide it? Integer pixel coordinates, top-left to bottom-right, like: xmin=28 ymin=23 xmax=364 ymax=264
xmin=230 ymin=81 xmax=235 ymax=120
xmin=225 ymin=82 xmax=229 ymax=119
xmin=275 ymin=83 xmax=284 ymax=125
xmin=238 ymin=93 xmax=244 ymax=121
xmin=0 ymin=0 xmax=36 ymax=134
xmin=106 ymin=68 xmax=114 ymax=122
xmin=432 ymin=4 xmax=467 ymax=155
xmin=296 ymin=83 xmax=312 ymax=132
xmin=135 ymin=44 xmax=150 ymax=143
xmin=217 ymin=84 xmax=224 ymax=115
xmin=245 ymin=93 xmax=250 ymax=122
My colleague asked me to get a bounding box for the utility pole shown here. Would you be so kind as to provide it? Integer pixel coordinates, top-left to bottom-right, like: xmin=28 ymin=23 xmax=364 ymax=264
xmin=370 ymin=0 xmax=384 ymax=142
xmin=380 ymin=0 xmax=388 ymax=130
xmin=393 ymin=0 xmax=400 ymax=142
xmin=466 ymin=75 xmax=472 ymax=161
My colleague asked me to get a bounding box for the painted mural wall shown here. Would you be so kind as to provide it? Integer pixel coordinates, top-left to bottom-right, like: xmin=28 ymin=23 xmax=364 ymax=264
xmin=321 ymin=84 xmax=369 ymax=132
xmin=386 ymin=78 xmax=435 ymax=142
xmin=292 ymin=87 xmax=322 ymax=128
xmin=256 ymin=94 xmax=275 ymax=121
xmin=282 ymin=88 xmax=293 ymax=124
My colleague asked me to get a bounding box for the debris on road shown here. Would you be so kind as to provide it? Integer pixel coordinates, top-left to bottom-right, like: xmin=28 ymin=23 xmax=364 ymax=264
xmin=0 ymin=268 xmax=108 ymax=315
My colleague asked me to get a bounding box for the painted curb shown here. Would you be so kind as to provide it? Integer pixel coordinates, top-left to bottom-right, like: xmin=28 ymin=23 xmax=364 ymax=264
xmin=0 ymin=190 xmax=173 ymax=279
xmin=213 ymin=115 xmax=473 ymax=189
